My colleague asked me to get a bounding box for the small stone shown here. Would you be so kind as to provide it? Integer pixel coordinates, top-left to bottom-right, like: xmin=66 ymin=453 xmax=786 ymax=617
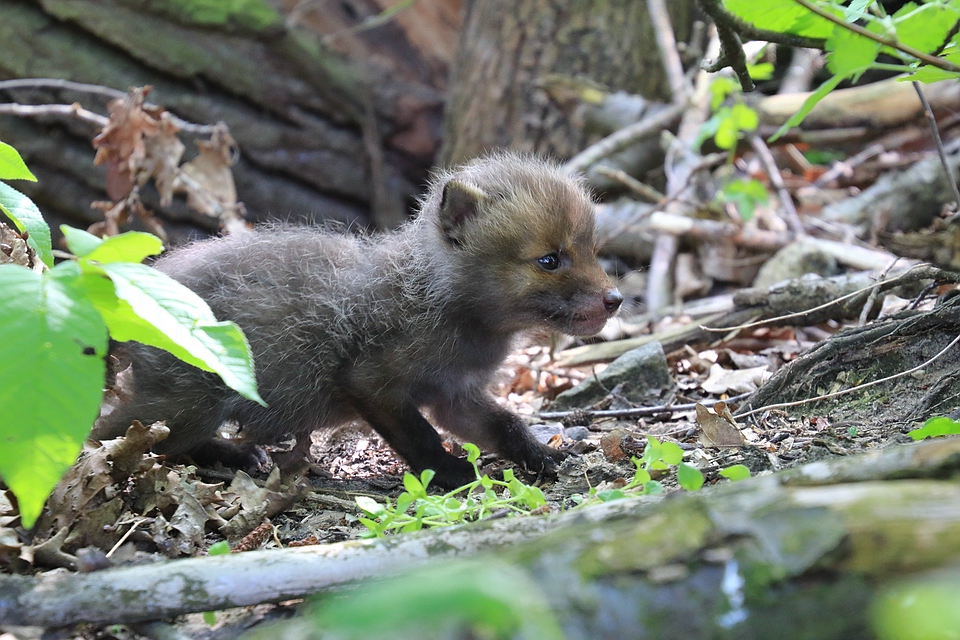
xmin=550 ymin=341 xmax=674 ymax=411
xmin=529 ymin=422 xmax=565 ymax=444
xmin=564 ymin=426 xmax=591 ymax=441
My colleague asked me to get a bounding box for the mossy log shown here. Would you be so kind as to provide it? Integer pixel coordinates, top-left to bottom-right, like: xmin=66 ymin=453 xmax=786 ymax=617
xmin=4 ymin=438 xmax=960 ymax=635
xmin=0 ymin=0 xmax=455 ymax=239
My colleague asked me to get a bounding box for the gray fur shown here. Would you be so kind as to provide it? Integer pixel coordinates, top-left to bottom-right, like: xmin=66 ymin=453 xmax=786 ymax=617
xmin=94 ymin=153 xmax=621 ymax=487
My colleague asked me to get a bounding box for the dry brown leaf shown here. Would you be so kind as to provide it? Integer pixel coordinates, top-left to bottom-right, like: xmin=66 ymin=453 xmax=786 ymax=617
xmin=176 ymin=122 xmax=246 ymax=230
xmin=696 ymin=403 xmax=746 ymax=448
xmin=92 ymin=86 xmax=161 ymax=201
xmin=142 ymin=113 xmax=185 ymax=205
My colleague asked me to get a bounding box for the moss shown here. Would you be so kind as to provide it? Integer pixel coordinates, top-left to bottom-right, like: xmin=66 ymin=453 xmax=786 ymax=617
xmin=116 ymin=0 xmax=282 ymax=32
xmin=574 ymin=501 xmax=714 ymax=577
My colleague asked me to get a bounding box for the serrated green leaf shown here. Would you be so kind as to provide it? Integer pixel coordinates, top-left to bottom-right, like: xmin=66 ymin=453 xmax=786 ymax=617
xmin=719 ymin=464 xmax=752 ymax=481
xmin=0 ymin=142 xmax=37 ymax=181
xmin=771 ymin=73 xmax=846 ymax=141
xmin=0 ymin=264 xmax=107 ymax=528
xmin=893 ymin=2 xmax=960 ymax=54
xmin=827 ymin=26 xmax=880 ymax=76
xmin=61 ymin=226 xmax=104 ymax=258
xmin=0 ymin=181 xmax=52 ymax=268
xmin=723 ymin=0 xmax=838 ymax=38
xmin=86 ymin=230 xmax=164 ymax=264
xmin=844 ymin=0 xmax=874 ymax=22
xmin=97 ymin=262 xmax=264 ymax=405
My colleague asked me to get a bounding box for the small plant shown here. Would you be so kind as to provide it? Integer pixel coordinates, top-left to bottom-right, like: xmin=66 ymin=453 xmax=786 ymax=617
xmin=719 ymin=464 xmax=752 ymax=481
xmin=721 ymin=1 xmax=960 ymax=137
xmin=354 ymin=444 xmax=548 ymax=537
xmin=908 ymin=416 xmax=960 ymax=440
xmin=574 ymin=436 xmax=706 ymax=506
xmin=0 ymin=141 xmax=261 ymax=528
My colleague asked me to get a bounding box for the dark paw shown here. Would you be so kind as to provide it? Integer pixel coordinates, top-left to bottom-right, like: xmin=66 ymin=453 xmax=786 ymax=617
xmin=425 ymin=455 xmax=477 ymax=490
xmin=517 ymin=444 xmax=569 ymax=479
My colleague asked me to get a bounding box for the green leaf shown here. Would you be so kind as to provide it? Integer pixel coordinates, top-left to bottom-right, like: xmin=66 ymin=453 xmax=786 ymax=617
xmin=771 ymin=73 xmax=846 ymax=141
xmin=597 ymin=489 xmax=626 ymax=502
xmin=419 ymin=468 xmax=435 ymax=491
xmin=207 ymin=540 xmax=231 ymax=555
xmin=95 ymin=262 xmax=264 ymax=405
xmin=710 ymin=77 xmax=739 ymax=110
xmin=908 ymin=416 xmax=960 ymax=440
xmin=463 ymin=442 xmax=481 ymax=464
xmin=719 ymin=464 xmax=752 ymax=481
xmin=660 ymin=441 xmax=684 ymax=466
xmin=843 ymin=0 xmax=873 ymax=22
xmin=63 ymin=225 xmax=164 ymax=264
xmin=893 ymin=2 xmax=960 ymax=54
xmin=717 ymin=178 xmax=769 ymax=221
xmin=826 ymin=26 xmax=880 ymax=76
xmin=203 ymin=611 xmax=217 ymax=626
xmin=0 ymin=181 xmax=53 ymax=268
xmin=403 ymin=472 xmax=425 ymax=497
xmin=311 ymin=560 xmax=564 ymax=640
xmin=723 ymin=0 xmax=836 ymax=38
xmin=61 ymin=226 xmax=104 ymax=258
xmin=0 ymin=264 xmax=107 ymax=528
xmin=678 ymin=463 xmax=705 ymax=491
xmin=356 ymin=496 xmax=386 ymax=517
xmin=748 ymin=62 xmax=775 ymax=81
xmin=87 ymin=232 xmax=164 ymax=264
xmin=0 ymin=142 xmax=37 ymax=181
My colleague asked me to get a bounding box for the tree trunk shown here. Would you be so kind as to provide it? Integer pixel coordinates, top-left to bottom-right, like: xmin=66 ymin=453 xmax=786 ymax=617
xmin=0 ymin=0 xmax=458 ymax=240
xmin=440 ymin=0 xmax=697 ymax=164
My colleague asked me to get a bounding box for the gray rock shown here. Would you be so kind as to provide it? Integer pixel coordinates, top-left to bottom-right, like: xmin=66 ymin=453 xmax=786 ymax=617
xmin=753 ymin=239 xmax=839 ymax=290
xmin=564 ymin=426 xmax=591 ymax=441
xmin=549 ymin=341 xmax=674 ymax=411
xmin=529 ymin=422 xmax=565 ymax=444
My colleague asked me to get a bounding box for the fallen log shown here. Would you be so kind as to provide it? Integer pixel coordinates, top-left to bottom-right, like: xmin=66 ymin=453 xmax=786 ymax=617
xmin=5 ymin=437 xmax=960 ymax=633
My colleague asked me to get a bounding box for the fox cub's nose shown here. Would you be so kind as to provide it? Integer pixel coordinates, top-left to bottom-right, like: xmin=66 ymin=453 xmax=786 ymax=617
xmin=602 ymin=288 xmax=623 ymax=313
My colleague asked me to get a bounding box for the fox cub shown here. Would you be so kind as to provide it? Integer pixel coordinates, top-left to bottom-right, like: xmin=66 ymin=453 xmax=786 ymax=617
xmin=94 ymin=153 xmax=622 ymax=487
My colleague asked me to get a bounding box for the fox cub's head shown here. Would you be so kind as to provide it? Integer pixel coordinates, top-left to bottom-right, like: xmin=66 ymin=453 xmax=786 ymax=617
xmin=427 ymin=153 xmax=622 ymax=336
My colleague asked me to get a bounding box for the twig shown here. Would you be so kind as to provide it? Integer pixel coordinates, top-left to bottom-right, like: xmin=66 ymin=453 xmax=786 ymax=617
xmin=703 ymin=263 xmax=934 ymax=333
xmin=593 ymin=166 xmax=665 ymax=202
xmin=705 ymin=19 xmax=755 ymax=91
xmin=857 ymin=259 xmax=901 ymax=326
xmin=737 ymin=333 xmax=960 ymax=419
xmin=564 ymin=104 xmax=684 ymax=175
xmin=0 ymin=102 xmax=108 ymax=127
xmin=813 ymin=143 xmax=885 ymax=188
xmin=696 ymin=0 xmax=824 ymax=90
xmin=913 ymin=81 xmax=960 ymax=213
xmin=539 ymin=392 xmax=753 ymax=420
xmin=791 ymin=0 xmax=960 ymax=73
xmin=646 ymin=0 xmax=692 ymax=103
xmin=750 ymin=134 xmax=804 ymax=237
xmin=0 ymin=79 xmax=217 ymax=134
xmin=647 ymin=33 xmax=721 ymax=312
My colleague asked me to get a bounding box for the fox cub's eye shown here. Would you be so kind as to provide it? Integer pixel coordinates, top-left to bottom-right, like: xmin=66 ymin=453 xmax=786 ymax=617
xmin=537 ymin=253 xmax=561 ymax=271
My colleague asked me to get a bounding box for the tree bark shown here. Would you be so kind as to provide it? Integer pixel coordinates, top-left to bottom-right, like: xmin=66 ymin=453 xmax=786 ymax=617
xmin=0 ymin=0 xmax=458 ymax=240
xmin=440 ymin=0 xmax=697 ymax=165
xmin=6 ymin=438 xmax=960 ymax=634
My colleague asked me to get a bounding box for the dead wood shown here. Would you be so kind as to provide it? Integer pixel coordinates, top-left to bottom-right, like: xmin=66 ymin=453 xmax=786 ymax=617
xmin=755 ymin=77 xmax=960 ymax=130
xmin=738 ymin=289 xmax=960 ymax=425
xmin=250 ymin=438 xmax=960 ymax=640
xmin=557 ymin=264 xmax=959 ymax=366
xmin=6 ymin=438 xmax=960 ymax=632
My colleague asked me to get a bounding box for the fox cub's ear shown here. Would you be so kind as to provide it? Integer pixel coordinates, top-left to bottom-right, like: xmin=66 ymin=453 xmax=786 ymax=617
xmin=438 ymin=179 xmax=488 ymax=246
